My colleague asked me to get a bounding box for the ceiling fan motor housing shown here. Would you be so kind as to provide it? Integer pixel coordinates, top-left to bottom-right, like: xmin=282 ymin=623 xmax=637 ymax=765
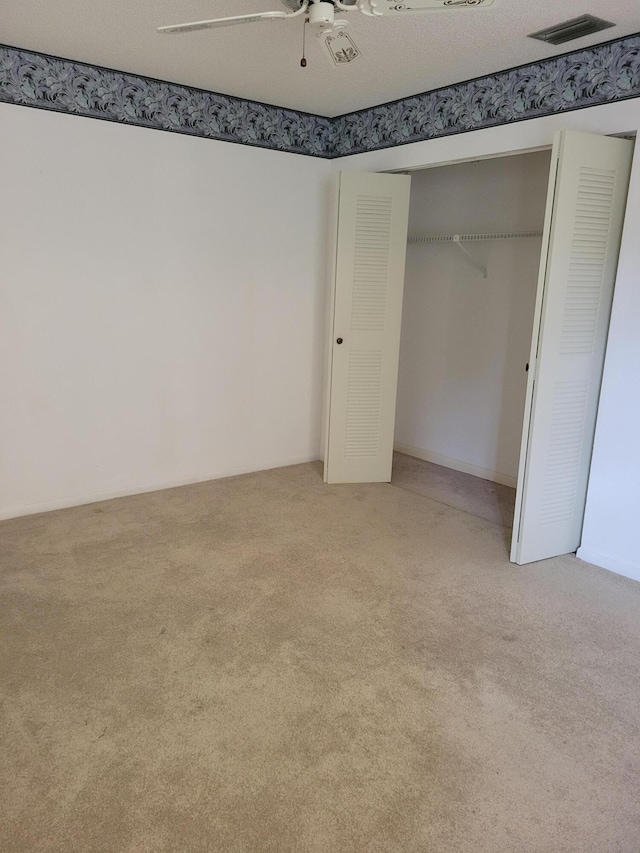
xmin=309 ymin=2 xmax=336 ymax=26
xmin=280 ymin=0 xmax=357 ymax=10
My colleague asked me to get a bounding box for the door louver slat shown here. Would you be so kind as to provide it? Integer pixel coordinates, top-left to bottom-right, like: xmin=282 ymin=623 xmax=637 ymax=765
xmin=560 ymin=167 xmax=616 ymax=355
xmin=351 ymin=194 xmax=392 ymax=332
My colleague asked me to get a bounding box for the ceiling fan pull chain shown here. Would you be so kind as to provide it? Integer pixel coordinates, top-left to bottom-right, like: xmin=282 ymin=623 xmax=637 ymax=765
xmin=301 ymin=16 xmax=308 ymax=67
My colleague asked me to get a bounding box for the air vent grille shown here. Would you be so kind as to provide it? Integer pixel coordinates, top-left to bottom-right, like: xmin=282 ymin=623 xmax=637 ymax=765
xmin=528 ymin=15 xmax=615 ymax=46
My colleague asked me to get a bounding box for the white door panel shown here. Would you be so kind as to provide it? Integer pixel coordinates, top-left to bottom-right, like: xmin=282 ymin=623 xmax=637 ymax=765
xmin=512 ymin=131 xmax=634 ymax=564
xmin=324 ymin=171 xmax=411 ymax=484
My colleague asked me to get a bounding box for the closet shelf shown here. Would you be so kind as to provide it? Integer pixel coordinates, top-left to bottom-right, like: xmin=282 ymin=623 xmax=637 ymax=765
xmin=407 ymin=231 xmax=544 ymax=279
xmin=407 ymin=230 xmax=543 ymax=244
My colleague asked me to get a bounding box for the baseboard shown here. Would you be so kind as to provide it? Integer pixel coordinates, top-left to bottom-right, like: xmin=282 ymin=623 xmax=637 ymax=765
xmin=576 ymin=547 xmax=640 ymax=584
xmin=0 ymin=453 xmax=321 ymax=521
xmin=393 ymin=442 xmax=517 ymax=489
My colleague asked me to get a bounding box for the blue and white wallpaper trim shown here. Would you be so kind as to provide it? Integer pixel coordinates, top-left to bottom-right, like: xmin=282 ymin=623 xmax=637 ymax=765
xmin=0 ymin=45 xmax=332 ymax=158
xmin=330 ymin=35 xmax=640 ymax=156
xmin=1 ymin=35 xmax=639 ymax=159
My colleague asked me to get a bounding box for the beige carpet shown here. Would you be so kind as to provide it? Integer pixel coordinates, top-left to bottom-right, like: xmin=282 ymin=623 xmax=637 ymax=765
xmin=1 ymin=462 xmax=639 ymax=852
xmin=392 ymin=452 xmax=516 ymax=527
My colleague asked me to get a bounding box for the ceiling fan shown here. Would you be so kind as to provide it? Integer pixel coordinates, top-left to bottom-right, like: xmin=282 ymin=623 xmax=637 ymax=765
xmin=158 ymin=0 xmax=498 ymax=69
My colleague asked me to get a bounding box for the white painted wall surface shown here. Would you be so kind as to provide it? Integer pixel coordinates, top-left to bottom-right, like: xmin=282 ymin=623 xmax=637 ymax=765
xmin=3 ymin=96 xmax=640 ymax=583
xmin=578 ymin=139 xmax=640 ymax=582
xmin=395 ymin=152 xmax=550 ymax=483
xmin=0 ymin=104 xmax=331 ymax=519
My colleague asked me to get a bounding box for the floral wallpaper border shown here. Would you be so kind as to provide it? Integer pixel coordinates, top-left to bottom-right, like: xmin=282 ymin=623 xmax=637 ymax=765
xmin=0 ymin=45 xmax=332 ymax=158
xmin=1 ymin=35 xmax=639 ymax=160
xmin=329 ymin=34 xmax=640 ymax=157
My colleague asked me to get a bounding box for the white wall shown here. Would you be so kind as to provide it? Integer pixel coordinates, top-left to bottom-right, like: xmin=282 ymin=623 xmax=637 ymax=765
xmin=0 ymin=104 xmax=332 ymax=519
xmin=577 ymin=138 xmax=640 ymax=583
xmin=3 ymin=96 xmax=640 ymax=583
xmin=338 ymin=98 xmax=640 ymax=580
xmin=395 ymin=152 xmax=550 ymax=484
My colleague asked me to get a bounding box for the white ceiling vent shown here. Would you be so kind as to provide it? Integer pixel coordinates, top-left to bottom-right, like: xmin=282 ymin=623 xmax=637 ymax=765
xmin=528 ymin=15 xmax=615 ymax=46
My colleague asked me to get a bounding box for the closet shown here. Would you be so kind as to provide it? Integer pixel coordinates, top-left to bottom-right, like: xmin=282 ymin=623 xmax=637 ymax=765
xmin=323 ymin=131 xmax=634 ymax=564
xmin=393 ymin=152 xmax=551 ymax=530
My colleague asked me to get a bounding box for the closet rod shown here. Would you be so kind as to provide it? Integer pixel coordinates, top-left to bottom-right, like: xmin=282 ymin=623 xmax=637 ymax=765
xmin=408 ymin=230 xmax=543 ymax=245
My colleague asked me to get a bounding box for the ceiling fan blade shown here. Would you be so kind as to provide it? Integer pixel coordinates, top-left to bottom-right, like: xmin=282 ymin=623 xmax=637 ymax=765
xmin=158 ymin=11 xmax=287 ymax=34
xmin=319 ymin=29 xmax=363 ymax=67
xmin=357 ymin=0 xmax=496 ymax=15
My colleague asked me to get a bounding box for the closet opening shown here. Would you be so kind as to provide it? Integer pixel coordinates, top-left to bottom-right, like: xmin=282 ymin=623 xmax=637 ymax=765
xmin=324 ymin=132 xmax=632 ymax=562
xmin=391 ymin=151 xmax=552 ymax=532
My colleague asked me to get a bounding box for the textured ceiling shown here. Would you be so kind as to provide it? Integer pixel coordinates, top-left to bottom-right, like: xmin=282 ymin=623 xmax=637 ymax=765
xmin=3 ymin=0 xmax=640 ymax=116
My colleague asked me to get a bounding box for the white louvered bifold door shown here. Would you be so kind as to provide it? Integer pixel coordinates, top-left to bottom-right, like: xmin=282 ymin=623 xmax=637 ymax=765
xmin=511 ymin=131 xmax=634 ymax=565
xmin=324 ymin=171 xmax=411 ymax=484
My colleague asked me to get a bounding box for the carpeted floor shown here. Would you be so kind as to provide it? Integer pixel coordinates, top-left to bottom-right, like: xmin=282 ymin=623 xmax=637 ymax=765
xmin=391 ymin=452 xmax=516 ymax=527
xmin=1 ymin=462 xmax=639 ymax=852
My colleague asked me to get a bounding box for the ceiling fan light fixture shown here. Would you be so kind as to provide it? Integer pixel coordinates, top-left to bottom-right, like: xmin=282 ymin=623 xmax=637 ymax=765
xmin=528 ymin=15 xmax=615 ymax=46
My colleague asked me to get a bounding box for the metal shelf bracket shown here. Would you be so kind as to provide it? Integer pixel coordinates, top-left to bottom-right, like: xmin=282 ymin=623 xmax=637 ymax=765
xmin=452 ymin=234 xmax=487 ymax=279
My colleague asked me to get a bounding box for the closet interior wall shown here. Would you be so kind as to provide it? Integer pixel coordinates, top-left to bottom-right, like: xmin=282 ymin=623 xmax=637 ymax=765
xmin=395 ymin=151 xmax=552 ymax=486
